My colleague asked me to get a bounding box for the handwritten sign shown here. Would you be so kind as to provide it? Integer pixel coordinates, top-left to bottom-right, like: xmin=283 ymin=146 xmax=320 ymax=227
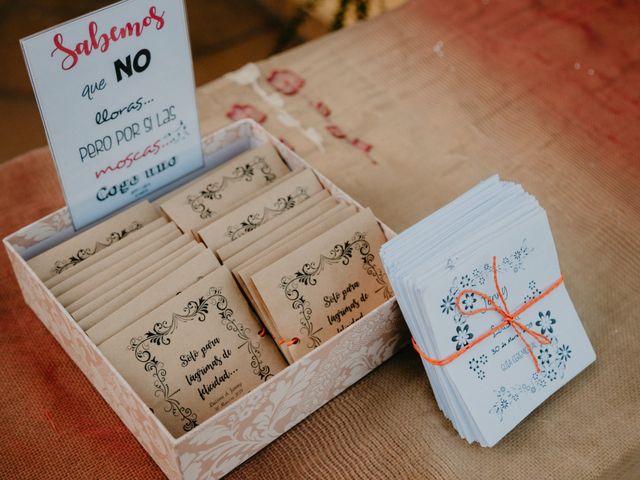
xmin=21 ymin=0 xmax=203 ymax=229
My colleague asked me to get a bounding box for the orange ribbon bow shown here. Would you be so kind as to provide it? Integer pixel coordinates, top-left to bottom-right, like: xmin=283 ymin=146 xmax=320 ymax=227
xmin=412 ymin=256 xmax=564 ymax=373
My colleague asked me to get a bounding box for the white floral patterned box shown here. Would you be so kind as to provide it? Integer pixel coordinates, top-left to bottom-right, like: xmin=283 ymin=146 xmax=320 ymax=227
xmin=3 ymin=120 xmax=409 ymax=480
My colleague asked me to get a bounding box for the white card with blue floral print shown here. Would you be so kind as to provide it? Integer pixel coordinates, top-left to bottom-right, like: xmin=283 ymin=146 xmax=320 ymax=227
xmin=380 ymin=176 xmax=595 ymax=447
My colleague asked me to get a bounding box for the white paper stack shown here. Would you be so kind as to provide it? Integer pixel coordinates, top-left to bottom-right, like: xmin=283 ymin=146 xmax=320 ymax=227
xmin=380 ymin=176 xmax=595 ymax=447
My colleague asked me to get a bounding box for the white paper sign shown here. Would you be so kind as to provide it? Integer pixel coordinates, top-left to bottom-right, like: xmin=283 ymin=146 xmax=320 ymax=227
xmin=21 ymin=0 xmax=203 ymax=229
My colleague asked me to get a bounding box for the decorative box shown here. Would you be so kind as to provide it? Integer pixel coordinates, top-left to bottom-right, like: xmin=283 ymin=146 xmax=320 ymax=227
xmin=4 ymin=119 xmax=409 ymax=479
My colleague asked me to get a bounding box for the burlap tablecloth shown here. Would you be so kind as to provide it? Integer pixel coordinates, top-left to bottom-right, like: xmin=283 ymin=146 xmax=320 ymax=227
xmin=2 ymin=1 xmax=639 ymax=478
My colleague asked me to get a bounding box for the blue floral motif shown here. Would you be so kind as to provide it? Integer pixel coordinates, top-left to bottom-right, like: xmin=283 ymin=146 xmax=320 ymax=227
xmin=500 ymin=240 xmax=533 ymax=273
xmin=489 ymin=323 xmax=573 ymax=422
xmin=440 ymin=294 xmax=456 ymax=315
xmin=472 ymin=268 xmax=484 ymax=285
xmin=491 ymin=386 xmax=522 ymax=419
xmin=536 ymin=310 xmax=556 ymax=334
xmin=532 ymin=371 xmax=548 ymax=388
xmin=445 ymin=240 xmax=533 ymax=304
xmin=468 ymin=354 xmax=489 ymax=380
xmin=452 ymin=324 xmax=474 ymax=351
xmin=469 ymin=358 xmax=480 ymax=371
xmin=537 ymin=347 xmax=552 ymax=367
xmin=467 ymin=241 xmax=533 ymax=287
xmin=460 ymin=293 xmax=477 ymax=311
xmin=524 ymin=280 xmax=543 ymax=303
xmin=453 ymin=312 xmax=465 ymax=325
xmin=558 ymin=344 xmax=572 ymax=363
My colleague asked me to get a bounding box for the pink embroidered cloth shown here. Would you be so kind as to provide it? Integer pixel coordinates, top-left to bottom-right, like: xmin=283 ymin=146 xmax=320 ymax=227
xmin=2 ymin=1 xmax=639 ymax=478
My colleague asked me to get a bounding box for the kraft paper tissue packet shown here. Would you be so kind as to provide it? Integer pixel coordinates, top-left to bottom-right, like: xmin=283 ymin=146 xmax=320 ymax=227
xmin=198 ymin=168 xmax=324 ymax=251
xmin=45 ymin=216 xmax=168 ymax=289
xmin=223 ymin=201 xmax=346 ymax=270
xmin=66 ymin=233 xmax=193 ymax=314
xmin=197 ymin=168 xmax=322 ymax=250
xmin=233 ymin=206 xmax=357 ymax=362
xmin=379 ymin=176 xmax=596 ymax=447
xmin=156 ymin=143 xmax=289 ymax=208
xmin=99 ymin=266 xmax=287 ymax=438
xmin=56 ymin=226 xmax=183 ymax=307
xmin=251 ymin=209 xmax=393 ymax=362
xmin=77 ymin=243 xmax=203 ymax=329
xmin=27 ymin=200 xmax=159 ymax=282
xmin=224 ymin=203 xmax=347 ymax=271
xmin=49 ymin=221 xmax=178 ymax=297
xmin=72 ymin=240 xmax=198 ymax=322
xmin=234 ymin=204 xmax=356 ymax=279
xmin=216 ymin=191 xmax=333 ymax=261
xmin=234 ymin=205 xmax=357 ymax=312
xmin=151 ymin=152 xmax=293 ymax=209
xmin=154 ymin=163 xmax=299 ymax=218
xmin=234 ymin=206 xmax=357 ymax=364
xmin=48 ymin=217 xmax=170 ymax=293
xmin=86 ymin=249 xmax=220 ymax=345
xmin=160 ymin=144 xmax=291 ymax=233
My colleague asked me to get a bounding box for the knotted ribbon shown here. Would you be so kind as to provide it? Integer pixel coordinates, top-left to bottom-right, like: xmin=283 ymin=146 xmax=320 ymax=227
xmin=412 ymin=256 xmax=564 ymax=373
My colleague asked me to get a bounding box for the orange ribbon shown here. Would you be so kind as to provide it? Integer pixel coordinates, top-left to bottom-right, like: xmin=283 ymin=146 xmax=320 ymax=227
xmin=412 ymin=256 xmax=564 ymax=373
xmin=258 ymin=327 xmax=300 ymax=346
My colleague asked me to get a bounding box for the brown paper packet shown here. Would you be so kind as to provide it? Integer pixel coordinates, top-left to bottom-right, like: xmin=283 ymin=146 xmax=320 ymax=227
xmin=198 ymin=168 xmax=324 ymax=251
xmin=156 ymin=144 xmax=289 ymax=207
xmin=152 ymin=152 xmax=295 ymax=209
xmin=98 ymin=266 xmax=287 ymax=437
xmin=27 ymin=201 xmax=159 ymax=282
xmin=216 ymin=191 xmax=333 ymax=262
xmin=57 ymin=227 xmax=182 ymax=307
xmin=178 ymin=169 xmax=300 ymax=239
xmin=77 ymin=243 xmax=202 ymax=329
xmin=223 ymin=200 xmax=343 ymax=270
xmin=235 ymin=205 xmax=357 ymax=286
xmin=49 ymin=221 xmax=177 ymax=297
xmin=67 ymin=233 xmax=193 ymax=314
xmin=251 ymin=209 xmax=393 ymax=362
xmin=45 ymin=216 xmax=168 ymax=290
xmin=196 ymin=167 xmax=307 ymax=225
xmin=160 ymin=144 xmax=290 ymax=233
xmin=235 ymin=206 xmax=357 ymax=363
xmin=86 ymin=249 xmax=220 ymax=344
